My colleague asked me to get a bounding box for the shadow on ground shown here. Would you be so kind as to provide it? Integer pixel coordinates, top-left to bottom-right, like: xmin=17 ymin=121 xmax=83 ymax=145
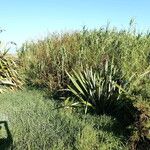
xmin=0 ymin=121 xmax=13 ymax=150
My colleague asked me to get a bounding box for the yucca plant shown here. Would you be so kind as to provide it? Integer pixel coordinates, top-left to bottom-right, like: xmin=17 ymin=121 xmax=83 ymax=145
xmin=65 ymin=59 xmax=126 ymax=114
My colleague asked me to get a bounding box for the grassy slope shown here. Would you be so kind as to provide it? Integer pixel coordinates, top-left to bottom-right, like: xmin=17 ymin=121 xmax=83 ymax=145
xmin=0 ymin=89 xmax=129 ymax=150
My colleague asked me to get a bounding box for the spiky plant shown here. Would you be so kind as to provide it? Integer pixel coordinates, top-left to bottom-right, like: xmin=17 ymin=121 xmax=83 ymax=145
xmin=0 ymin=49 xmax=22 ymax=93
xmin=65 ymin=59 xmax=126 ymax=115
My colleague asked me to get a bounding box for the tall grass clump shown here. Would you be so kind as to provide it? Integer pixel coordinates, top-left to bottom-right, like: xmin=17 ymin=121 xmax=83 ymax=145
xmin=18 ymin=22 xmax=150 ymax=96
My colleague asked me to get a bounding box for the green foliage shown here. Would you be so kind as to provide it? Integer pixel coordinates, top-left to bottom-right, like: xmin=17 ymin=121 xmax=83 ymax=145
xmin=0 ymin=90 xmax=128 ymax=150
xmin=65 ymin=59 xmax=122 ymax=114
xmin=64 ymin=63 xmax=140 ymax=128
xmin=17 ymin=23 xmax=150 ymax=148
xmin=112 ymin=67 xmax=150 ymax=149
xmin=129 ymin=100 xmax=150 ymax=150
xmin=18 ymin=23 xmax=150 ymax=93
xmin=65 ymin=57 xmax=150 ymax=148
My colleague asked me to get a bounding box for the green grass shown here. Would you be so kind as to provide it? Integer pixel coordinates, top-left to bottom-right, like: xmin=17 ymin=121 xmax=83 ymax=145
xmin=0 ymin=89 xmax=129 ymax=150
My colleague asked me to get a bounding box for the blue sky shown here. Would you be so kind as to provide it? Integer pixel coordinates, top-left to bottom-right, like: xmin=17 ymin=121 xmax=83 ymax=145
xmin=0 ymin=0 xmax=150 ymax=52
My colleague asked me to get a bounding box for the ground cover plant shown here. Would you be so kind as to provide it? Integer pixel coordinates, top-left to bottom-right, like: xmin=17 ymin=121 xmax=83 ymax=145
xmin=0 ymin=89 xmax=129 ymax=150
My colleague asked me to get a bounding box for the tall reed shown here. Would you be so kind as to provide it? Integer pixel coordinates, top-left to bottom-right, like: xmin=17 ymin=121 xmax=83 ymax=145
xmin=18 ymin=24 xmax=150 ymax=95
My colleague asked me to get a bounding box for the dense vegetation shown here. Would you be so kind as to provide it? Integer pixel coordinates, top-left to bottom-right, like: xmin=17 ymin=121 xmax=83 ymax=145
xmin=18 ymin=24 xmax=150 ymax=95
xmin=0 ymin=22 xmax=150 ymax=149
xmin=0 ymin=89 xmax=129 ymax=150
